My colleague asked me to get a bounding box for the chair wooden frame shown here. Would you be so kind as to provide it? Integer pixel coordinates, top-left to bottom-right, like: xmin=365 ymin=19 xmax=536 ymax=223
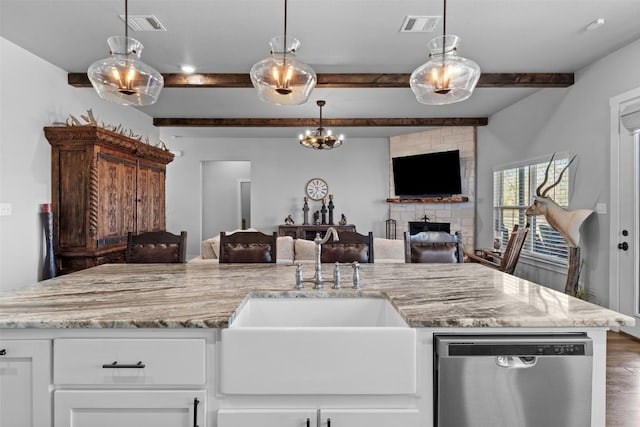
xmin=126 ymin=231 xmax=187 ymax=263
xmin=467 ymin=223 xmax=530 ymax=274
xmin=321 ymin=231 xmax=374 ymax=263
xmin=218 ymin=231 xmax=277 ymax=263
xmin=404 ymin=231 xmax=464 ymax=263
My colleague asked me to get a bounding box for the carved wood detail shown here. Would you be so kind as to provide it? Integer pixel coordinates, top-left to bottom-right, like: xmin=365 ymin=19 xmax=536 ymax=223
xmin=89 ymin=156 xmax=99 ymax=238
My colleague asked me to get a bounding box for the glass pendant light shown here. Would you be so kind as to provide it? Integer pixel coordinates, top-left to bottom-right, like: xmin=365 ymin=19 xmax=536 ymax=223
xmin=299 ymin=100 xmax=344 ymax=150
xmin=87 ymin=0 xmax=163 ymax=106
xmin=250 ymin=0 xmax=316 ymax=105
xmin=410 ymin=0 xmax=480 ymax=105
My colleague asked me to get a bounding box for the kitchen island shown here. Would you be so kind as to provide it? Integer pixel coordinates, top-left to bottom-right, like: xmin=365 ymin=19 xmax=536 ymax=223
xmin=0 ymin=263 xmax=634 ymax=427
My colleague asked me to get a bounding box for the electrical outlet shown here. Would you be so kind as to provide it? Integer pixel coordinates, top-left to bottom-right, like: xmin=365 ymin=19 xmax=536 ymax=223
xmin=0 ymin=203 xmax=12 ymax=216
xmin=596 ymin=203 xmax=607 ymax=215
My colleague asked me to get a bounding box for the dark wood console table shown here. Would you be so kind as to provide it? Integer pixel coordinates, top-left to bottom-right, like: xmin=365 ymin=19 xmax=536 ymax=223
xmin=278 ymin=224 xmax=356 ymax=240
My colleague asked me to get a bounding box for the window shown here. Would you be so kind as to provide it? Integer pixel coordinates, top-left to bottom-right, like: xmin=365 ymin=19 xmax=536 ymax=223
xmin=493 ymin=156 xmax=572 ymax=263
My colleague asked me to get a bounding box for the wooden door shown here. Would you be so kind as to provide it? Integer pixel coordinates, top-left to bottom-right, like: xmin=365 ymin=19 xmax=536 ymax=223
xmin=0 ymin=340 xmax=51 ymax=427
xmin=96 ymin=153 xmax=136 ymax=247
xmin=137 ymin=163 xmax=166 ymax=233
xmin=54 ymin=390 xmax=204 ymax=427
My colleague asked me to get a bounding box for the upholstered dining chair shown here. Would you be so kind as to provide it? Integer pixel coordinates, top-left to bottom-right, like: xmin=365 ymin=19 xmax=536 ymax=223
xmin=218 ymin=231 xmax=277 ymax=263
xmin=320 ymin=231 xmax=374 ymax=263
xmin=126 ymin=231 xmax=187 ymax=263
xmin=404 ymin=231 xmax=464 ymax=263
xmin=467 ymin=223 xmax=530 ymax=274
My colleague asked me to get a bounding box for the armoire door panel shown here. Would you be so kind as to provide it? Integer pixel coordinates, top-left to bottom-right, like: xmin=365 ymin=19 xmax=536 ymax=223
xmin=58 ymin=150 xmax=88 ymax=248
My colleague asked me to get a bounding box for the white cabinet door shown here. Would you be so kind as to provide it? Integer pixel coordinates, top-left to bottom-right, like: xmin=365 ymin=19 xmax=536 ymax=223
xmin=0 ymin=340 xmax=51 ymax=427
xmin=218 ymin=408 xmax=317 ymax=427
xmin=54 ymin=390 xmax=205 ymax=427
xmin=319 ymin=409 xmax=420 ymax=427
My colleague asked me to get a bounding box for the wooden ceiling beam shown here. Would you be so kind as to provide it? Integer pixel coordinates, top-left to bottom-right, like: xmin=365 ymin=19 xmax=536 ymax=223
xmin=152 ymin=117 xmax=488 ymax=127
xmin=68 ymin=72 xmax=573 ymax=88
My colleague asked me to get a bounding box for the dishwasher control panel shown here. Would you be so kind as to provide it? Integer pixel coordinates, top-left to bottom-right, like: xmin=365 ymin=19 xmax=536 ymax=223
xmin=448 ymin=342 xmax=587 ymax=356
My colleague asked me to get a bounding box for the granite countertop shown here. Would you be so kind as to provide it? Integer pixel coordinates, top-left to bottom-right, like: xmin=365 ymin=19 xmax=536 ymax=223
xmin=0 ymin=263 xmax=633 ymax=328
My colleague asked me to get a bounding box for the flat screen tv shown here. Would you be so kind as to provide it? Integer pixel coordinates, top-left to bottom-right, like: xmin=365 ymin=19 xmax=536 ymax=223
xmin=392 ymin=150 xmax=462 ymax=197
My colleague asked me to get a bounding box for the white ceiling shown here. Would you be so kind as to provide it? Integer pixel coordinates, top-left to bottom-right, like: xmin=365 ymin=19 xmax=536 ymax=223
xmin=2 ymin=0 xmax=640 ymax=138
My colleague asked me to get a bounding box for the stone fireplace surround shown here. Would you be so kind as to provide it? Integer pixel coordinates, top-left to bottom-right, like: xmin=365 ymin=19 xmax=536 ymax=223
xmin=389 ymin=127 xmax=476 ymax=250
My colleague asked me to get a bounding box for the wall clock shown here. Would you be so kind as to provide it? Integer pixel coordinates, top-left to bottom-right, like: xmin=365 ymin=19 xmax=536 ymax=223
xmin=305 ymin=178 xmax=329 ymax=201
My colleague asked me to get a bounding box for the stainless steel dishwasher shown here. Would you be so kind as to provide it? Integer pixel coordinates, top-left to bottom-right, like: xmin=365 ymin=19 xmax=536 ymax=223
xmin=434 ymin=334 xmax=593 ymax=427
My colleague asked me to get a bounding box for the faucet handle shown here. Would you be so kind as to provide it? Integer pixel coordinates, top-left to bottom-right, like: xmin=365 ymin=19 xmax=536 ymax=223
xmin=332 ymin=262 xmax=341 ymax=289
xmin=294 ymin=262 xmax=304 ymax=289
xmin=351 ymin=262 xmax=361 ymax=289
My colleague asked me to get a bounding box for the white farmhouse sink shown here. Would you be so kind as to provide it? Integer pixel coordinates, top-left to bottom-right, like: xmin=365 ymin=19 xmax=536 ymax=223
xmin=221 ymin=295 xmax=417 ymax=395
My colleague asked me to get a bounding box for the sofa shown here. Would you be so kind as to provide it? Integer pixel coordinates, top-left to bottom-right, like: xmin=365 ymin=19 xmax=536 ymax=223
xmin=188 ymin=231 xmax=405 ymax=264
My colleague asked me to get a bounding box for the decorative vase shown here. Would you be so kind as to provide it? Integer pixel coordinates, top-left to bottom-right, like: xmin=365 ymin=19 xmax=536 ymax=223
xmin=41 ymin=203 xmax=56 ymax=280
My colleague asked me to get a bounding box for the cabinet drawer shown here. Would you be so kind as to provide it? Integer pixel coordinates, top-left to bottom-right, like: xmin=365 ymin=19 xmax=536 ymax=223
xmin=54 ymin=339 xmax=205 ymax=386
xmin=218 ymin=409 xmax=317 ymax=427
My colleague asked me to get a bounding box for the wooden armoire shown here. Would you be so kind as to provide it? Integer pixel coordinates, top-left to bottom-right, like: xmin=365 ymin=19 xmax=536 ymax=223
xmin=44 ymin=125 xmax=174 ymax=273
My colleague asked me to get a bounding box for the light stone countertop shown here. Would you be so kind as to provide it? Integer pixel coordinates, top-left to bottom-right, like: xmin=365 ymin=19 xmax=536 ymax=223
xmin=0 ymin=263 xmax=633 ymax=328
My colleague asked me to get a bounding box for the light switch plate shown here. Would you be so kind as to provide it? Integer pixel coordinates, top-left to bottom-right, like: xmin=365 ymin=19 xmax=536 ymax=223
xmin=596 ymin=202 xmax=607 ymax=215
xmin=0 ymin=203 xmax=12 ymax=216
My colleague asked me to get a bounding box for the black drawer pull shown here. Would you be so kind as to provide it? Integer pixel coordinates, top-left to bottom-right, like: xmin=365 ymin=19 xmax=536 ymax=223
xmin=327 ymin=418 xmax=331 ymax=427
xmin=306 ymin=418 xmax=310 ymax=427
xmin=193 ymin=397 xmax=200 ymax=427
xmin=0 ymin=349 xmax=6 ymax=356
xmin=102 ymin=361 xmax=145 ymax=368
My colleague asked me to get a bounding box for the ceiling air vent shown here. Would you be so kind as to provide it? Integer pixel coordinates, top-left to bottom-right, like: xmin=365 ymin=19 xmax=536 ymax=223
xmin=400 ymin=15 xmax=440 ymax=33
xmin=119 ymin=15 xmax=167 ymax=32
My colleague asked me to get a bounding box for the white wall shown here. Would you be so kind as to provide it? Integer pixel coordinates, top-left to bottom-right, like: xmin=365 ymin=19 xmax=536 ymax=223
xmin=0 ymin=37 xmax=157 ymax=292
xmin=477 ymin=37 xmax=640 ymax=306
xmin=162 ymin=135 xmax=390 ymax=258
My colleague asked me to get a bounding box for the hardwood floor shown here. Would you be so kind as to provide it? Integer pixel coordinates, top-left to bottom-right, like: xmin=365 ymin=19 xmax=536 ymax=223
xmin=607 ymin=331 xmax=640 ymax=427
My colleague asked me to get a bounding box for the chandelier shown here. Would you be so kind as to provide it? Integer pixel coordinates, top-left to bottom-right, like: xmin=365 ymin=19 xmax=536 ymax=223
xmin=87 ymin=0 xmax=163 ymax=106
xmin=409 ymin=0 xmax=480 ymax=105
xmin=249 ymin=0 xmax=316 ymax=105
xmin=299 ymin=100 xmax=344 ymax=150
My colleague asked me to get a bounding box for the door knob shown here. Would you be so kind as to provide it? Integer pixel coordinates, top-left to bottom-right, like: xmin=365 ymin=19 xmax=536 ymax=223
xmin=618 ymin=242 xmax=629 ymax=251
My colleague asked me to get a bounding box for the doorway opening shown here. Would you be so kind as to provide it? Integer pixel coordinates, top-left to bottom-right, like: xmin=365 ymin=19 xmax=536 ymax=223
xmin=201 ymin=161 xmax=251 ymax=242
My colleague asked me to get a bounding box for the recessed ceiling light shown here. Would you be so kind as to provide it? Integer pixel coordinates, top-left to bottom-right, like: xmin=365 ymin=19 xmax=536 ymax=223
xmin=586 ymin=18 xmax=605 ymax=31
xmin=180 ymin=65 xmax=196 ymax=74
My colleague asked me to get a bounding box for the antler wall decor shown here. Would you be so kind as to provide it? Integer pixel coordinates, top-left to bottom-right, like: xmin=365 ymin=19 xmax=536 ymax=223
xmin=525 ymin=153 xmax=593 ymax=295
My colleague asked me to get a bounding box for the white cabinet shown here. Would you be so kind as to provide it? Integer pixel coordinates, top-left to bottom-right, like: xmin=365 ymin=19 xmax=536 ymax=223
xmin=217 ymin=408 xmax=420 ymax=427
xmin=0 ymin=340 xmax=51 ymax=427
xmin=53 ymin=338 xmax=207 ymax=427
xmin=55 ymin=390 xmax=205 ymax=427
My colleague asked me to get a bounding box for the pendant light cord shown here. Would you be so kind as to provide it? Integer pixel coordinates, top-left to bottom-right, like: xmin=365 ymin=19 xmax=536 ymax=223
xmin=282 ymin=0 xmax=288 ymax=69
xmin=125 ymin=0 xmax=128 ymax=40
xmin=442 ymin=0 xmax=446 ymax=59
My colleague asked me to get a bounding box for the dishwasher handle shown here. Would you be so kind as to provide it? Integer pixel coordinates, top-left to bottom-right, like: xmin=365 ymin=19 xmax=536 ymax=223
xmin=496 ymin=355 xmax=537 ymax=369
